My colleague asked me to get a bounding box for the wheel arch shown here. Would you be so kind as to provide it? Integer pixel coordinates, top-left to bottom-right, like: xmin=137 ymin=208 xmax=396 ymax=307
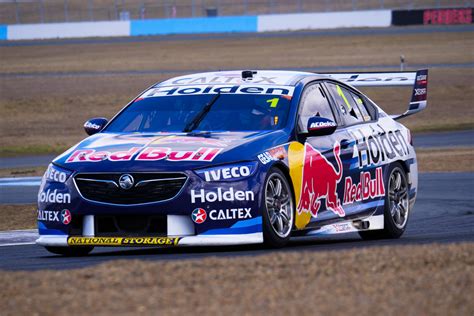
xmin=394 ymin=159 xmax=413 ymax=190
xmin=262 ymin=161 xmax=296 ymax=246
xmin=269 ymin=161 xmax=297 ymax=209
xmin=396 ymin=159 xmax=410 ymax=174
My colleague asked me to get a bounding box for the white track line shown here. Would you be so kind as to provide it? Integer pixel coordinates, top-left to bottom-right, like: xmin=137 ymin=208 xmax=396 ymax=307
xmin=0 ymin=182 xmax=41 ymax=186
xmin=0 ymin=229 xmax=38 ymax=247
xmin=0 ymin=177 xmax=42 ymax=186
xmin=0 ymin=242 xmax=36 ymax=247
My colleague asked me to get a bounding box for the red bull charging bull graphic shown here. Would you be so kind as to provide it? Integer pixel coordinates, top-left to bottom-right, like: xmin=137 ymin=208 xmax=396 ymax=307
xmin=297 ymin=142 xmax=345 ymax=218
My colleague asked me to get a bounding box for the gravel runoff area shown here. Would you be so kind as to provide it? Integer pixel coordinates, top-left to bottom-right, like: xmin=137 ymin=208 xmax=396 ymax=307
xmin=0 ymin=204 xmax=36 ymax=230
xmin=0 ymin=243 xmax=472 ymax=315
xmin=417 ymin=147 xmax=474 ymax=173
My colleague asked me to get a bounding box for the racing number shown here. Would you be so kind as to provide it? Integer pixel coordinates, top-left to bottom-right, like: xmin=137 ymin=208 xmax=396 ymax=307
xmin=266 ymin=97 xmax=280 ymax=108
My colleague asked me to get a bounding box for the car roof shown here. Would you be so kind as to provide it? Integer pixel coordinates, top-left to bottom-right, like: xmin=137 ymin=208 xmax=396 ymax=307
xmin=155 ymin=70 xmax=330 ymax=87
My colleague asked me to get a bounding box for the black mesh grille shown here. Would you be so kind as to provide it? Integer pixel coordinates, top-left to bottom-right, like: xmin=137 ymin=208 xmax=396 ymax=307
xmin=68 ymin=215 xmax=83 ymax=236
xmin=95 ymin=215 xmax=167 ymax=237
xmin=74 ymin=173 xmax=186 ymax=205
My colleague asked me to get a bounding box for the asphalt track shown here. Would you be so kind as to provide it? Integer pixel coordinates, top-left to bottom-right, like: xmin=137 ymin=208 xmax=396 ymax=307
xmin=413 ymin=129 xmax=474 ymax=148
xmin=1 ymin=172 xmax=473 ymax=271
xmin=0 ymin=154 xmax=56 ymax=169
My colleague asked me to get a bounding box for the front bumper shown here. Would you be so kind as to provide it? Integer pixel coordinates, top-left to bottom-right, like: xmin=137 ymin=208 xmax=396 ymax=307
xmin=36 ymin=213 xmax=264 ymax=247
xmin=37 ymin=160 xmax=268 ymax=247
xmin=36 ymin=233 xmax=263 ymax=247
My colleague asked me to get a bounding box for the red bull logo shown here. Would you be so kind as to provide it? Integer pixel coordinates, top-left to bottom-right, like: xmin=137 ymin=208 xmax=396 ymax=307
xmin=297 ymin=142 xmax=345 ymax=218
xmin=343 ymin=167 xmax=385 ymax=205
xmin=66 ymin=147 xmax=222 ymax=163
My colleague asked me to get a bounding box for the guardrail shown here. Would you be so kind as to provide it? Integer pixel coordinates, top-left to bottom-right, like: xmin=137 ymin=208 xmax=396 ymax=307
xmin=0 ymin=7 xmax=472 ymax=41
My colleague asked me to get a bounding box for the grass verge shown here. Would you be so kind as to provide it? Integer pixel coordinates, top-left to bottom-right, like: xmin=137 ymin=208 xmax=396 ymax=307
xmin=410 ymin=123 xmax=474 ymax=134
xmin=0 ymin=166 xmax=46 ymax=177
xmin=417 ymin=147 xmax=474 ymax=173
xmin=0 ymin=204 xmax=36 ymax=230
xmin=0 ymin=243 xmax=472 ymax=315
xmin=0 ymin=144 xmax=69 ymax=157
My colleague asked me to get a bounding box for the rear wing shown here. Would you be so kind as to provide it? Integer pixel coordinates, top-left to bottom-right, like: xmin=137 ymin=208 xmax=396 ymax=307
xmin=322 ymin=69 xmax=428 ymax=121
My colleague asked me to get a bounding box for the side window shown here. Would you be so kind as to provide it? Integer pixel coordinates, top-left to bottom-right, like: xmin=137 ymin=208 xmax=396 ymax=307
xmin=326 ymin=82 xmax=364 ymax=125
xmin=349 ymin=93 xmax=372 ymax=122
xmin=298 ymin=83 xmax=335 ymax=133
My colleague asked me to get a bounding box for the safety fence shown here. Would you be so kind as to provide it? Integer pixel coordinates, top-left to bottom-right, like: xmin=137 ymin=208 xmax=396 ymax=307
xmin=0 ymin=6 xmax=472 ymax=40
xmin=1 ymin=0 xmax=472 ymax=24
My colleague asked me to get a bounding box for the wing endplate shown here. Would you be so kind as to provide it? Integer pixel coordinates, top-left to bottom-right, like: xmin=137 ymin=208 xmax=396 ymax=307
xmin=323 ymin=69 xmax=428 ymax=120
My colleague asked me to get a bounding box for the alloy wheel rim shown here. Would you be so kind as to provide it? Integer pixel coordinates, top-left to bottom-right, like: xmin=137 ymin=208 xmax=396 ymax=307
xmin=265 ymin=173 xmax=293 ymax=238
xmin=388 ymin=168 xmax=409 ymax=229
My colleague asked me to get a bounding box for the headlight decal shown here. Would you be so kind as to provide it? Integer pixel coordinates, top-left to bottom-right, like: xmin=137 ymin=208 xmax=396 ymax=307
xmin=44 ymin=164 xmax=73 ymax=184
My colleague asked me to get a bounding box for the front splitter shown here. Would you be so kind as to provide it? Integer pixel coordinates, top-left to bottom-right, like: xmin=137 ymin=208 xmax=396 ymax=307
xmin=36 ymin=233 xmax=264 ymax=247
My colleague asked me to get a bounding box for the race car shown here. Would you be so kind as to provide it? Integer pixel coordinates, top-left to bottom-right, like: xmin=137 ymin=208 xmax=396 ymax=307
xmin=36 ymin=69 xmax=428 ymax=256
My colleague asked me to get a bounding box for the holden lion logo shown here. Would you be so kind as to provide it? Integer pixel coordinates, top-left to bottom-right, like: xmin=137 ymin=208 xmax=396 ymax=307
xmin=61 ymin=209 xmax=72 ymax=225
xmin=191 ymin=208 xmax=207 ymax=224
xmin=119 ymin=174 xmax=134 ymax=190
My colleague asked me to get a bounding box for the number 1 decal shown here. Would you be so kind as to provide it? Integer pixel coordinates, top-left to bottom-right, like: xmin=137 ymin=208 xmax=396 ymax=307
xmin=266 ymin=97 xmax=279 ymax=108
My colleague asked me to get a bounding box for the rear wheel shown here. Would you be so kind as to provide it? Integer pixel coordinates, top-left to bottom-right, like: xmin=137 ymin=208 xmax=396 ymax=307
xmin=45 ymin=246 xmax=94 ymax=256
xmin=359 ymin=163 xmax=410 ymax=240
xmin=262 ymin=168 xmax=294 ymax=248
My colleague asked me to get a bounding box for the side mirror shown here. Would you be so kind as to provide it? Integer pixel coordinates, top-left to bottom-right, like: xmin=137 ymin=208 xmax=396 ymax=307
xmin=306 ymin=116 xmax=337 ymax=136
xmin=84 ymin=117 xmax=108 ymax=135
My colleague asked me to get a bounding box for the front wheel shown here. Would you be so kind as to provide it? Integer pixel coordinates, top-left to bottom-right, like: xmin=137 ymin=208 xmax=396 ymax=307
xmin=262 ymin=168 xmax=294 ymax=248
xmin=45 ymin=246 xmax=94 ymax=256
xmin=359 ymin=162 xmax=410 ymax=240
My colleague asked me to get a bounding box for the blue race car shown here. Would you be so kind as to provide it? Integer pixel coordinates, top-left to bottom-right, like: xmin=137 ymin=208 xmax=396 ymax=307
xmin=37 ymin=69 xmax=428 ymax=255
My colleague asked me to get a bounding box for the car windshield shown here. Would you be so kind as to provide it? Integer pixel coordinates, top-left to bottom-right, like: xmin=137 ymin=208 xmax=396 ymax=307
xmin=104 ymin=93 xmax=292 ymax=133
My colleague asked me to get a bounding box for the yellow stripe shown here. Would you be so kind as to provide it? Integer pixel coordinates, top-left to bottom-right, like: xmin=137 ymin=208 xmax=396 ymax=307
xmin=336 ymin=85 xmax=352 ymax=110
xmin=67 ymin=236 xmax=180 ymax=246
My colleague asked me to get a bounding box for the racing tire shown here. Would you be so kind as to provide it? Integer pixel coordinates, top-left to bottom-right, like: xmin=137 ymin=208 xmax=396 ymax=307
xmin=45 ymin=246 xmax=94 ymax=256
xmin=262 ymin=168 xmax=295 ymax=248
xmin=359 ymin=162 xmax=410 ymax=240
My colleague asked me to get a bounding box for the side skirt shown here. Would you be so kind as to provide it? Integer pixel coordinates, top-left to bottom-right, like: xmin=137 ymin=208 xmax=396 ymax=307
xmin=293 ymin=214 xmax=384 ymax=237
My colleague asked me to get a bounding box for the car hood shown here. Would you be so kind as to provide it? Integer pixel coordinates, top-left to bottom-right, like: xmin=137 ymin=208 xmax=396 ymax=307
xmin=53 ymin=131 xmax=289 ymax=173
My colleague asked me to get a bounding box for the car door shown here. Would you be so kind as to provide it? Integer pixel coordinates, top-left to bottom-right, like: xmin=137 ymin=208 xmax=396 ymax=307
xmin=294 ymin=82 xmax=354 ymax=229
xmin=324 ymin=81 xmax=385 ymax=219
